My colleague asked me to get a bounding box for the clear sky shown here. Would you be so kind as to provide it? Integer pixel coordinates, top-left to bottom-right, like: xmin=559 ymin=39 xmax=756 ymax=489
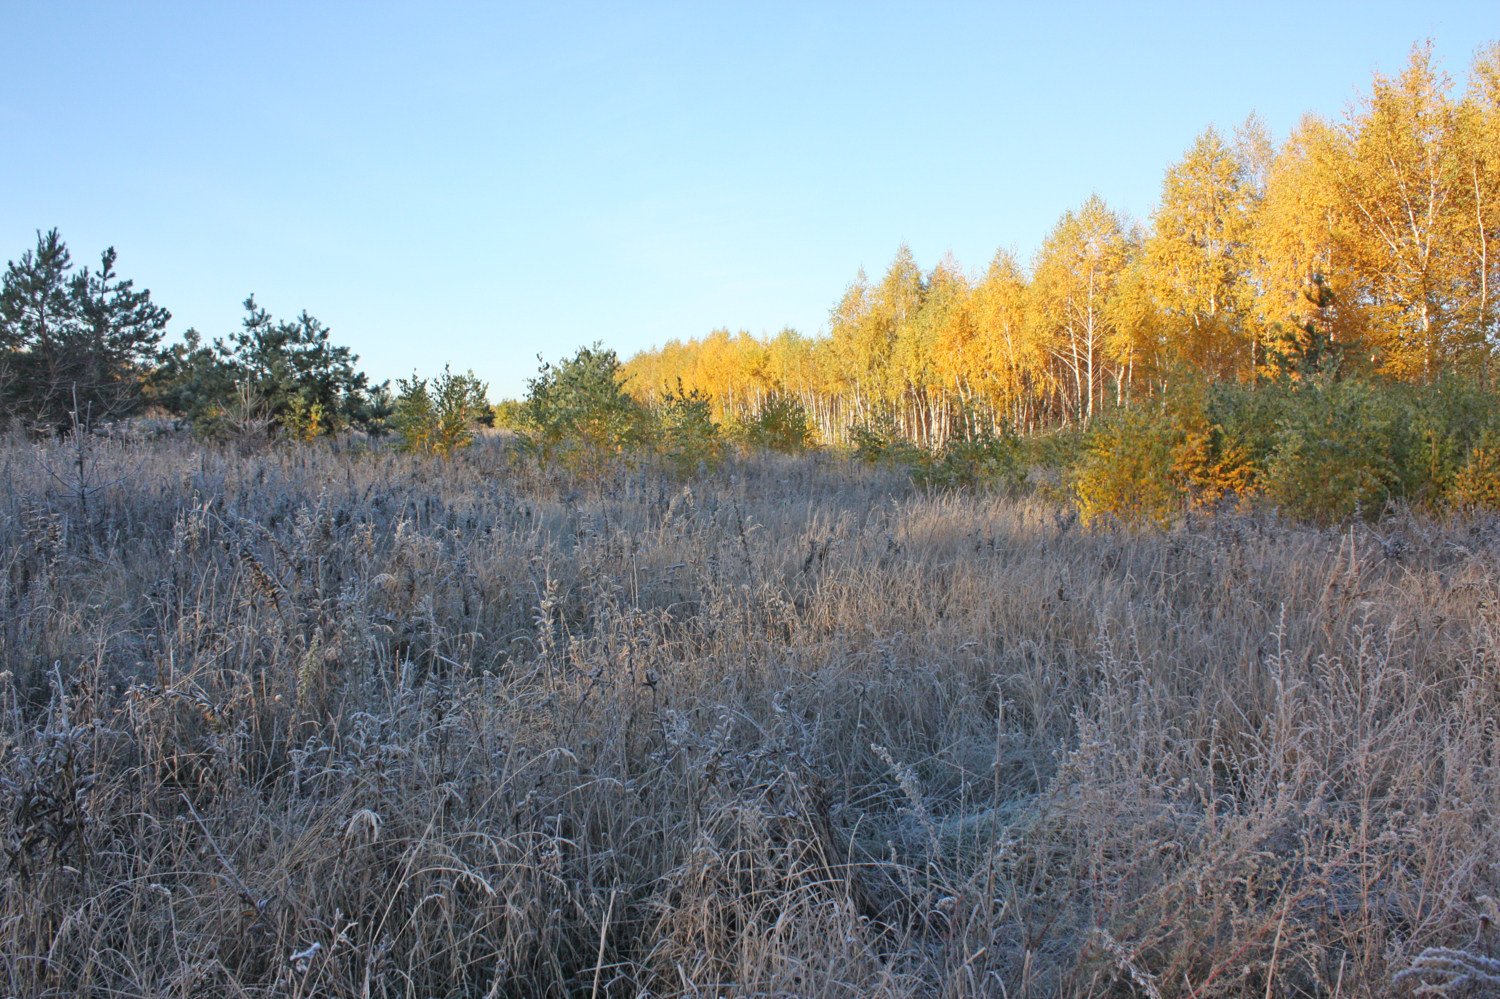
xmin=2 ymin=2 xmax=1495 ymax=398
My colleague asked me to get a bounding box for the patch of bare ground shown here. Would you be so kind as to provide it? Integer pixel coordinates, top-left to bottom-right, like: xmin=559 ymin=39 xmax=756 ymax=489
xmin=2 ymin=434 xmax=1499 ymax=997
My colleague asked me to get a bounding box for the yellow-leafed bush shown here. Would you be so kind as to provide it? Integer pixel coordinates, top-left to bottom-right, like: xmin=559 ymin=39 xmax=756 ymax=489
xmin=1449 ymin=433 xmax=1500 ymax=510
xmin=1175 ymin=429 xmax=1261 ymax=509
xmin=1073 ymin=408 xmax=1184 ymax=527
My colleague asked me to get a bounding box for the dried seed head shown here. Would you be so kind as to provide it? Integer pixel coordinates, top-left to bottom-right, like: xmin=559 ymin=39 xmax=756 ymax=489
xmin=343 ymin=808 xmax=381 ymax=848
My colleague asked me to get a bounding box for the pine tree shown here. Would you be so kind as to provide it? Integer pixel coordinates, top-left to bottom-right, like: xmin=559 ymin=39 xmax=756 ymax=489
xmin=519 ymin=344 xmax=647 ymax=465
xmin=0 ymin=230 xmax=169 ymax=430
xmin=394 ymin=366 xmax=489 ymax=455
xmin=155 ymin=296 xmax=389 ymax=437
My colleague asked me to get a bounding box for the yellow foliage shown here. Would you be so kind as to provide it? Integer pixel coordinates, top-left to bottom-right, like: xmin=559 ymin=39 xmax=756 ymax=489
xmin=1073 ymin=409 xmax=1184 ymax=528
xmin=1144 ymin=125 xmax=1258 ymax=381
xmin=1174 ymin=430 xmax=1259 ymax=508
xmin=620 ymin=44 xmax=1500 ymax=450
xmin=1029 ymin=195 xmax=1135 ymax=426
xmin=283 ymin=398 xmax=325 ymax=443
xmin=1450 ymin=435 xmax=1500 ymax=510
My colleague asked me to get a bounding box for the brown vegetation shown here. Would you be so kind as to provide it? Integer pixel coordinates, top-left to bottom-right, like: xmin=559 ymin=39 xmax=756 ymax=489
xmin=3 ymin=434 xmax=1500 ymax=996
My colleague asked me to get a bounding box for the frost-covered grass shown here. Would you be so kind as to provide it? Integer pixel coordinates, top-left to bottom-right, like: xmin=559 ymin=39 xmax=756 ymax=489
xmin=2 ymin=434 xmax=1498 ymax=996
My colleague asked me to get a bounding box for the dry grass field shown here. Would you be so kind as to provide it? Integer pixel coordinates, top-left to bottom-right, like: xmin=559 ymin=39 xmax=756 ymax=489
xmin=4 ymin=433 xmax=1500 ymax=997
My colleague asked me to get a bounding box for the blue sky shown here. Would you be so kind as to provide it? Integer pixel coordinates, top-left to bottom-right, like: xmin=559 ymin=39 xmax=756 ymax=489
xmin=2 ymin=2 xmax=1495 ymax=398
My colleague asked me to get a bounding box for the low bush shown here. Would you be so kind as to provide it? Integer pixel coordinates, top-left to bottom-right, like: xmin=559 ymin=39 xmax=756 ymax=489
xmin=851 ymin=418 xmax=1026 ymax=493
xmin=1449 ymin=430 xmax=1500 ymax=510
xmin=1399 ymin=375 xmax=1500 ymax=505
xmin=1073 ymin=406 xmax=1185 ymax=526
xmin=1063 ymin=373 xmax=1500 ymax=526
xmin=393 ymin=366 xmax=489 ymax=456
xmin=911 ymin=426 xmax=1027 ymax=493
xmin=1261 ymin=378 xmax=1405 ymax=523
xmin=1023 ymin=422 xmax=1088 ymax=470
xmin=736 ymin=394 xmax=814 ymax=453
xmin=490 ymin=397 xmax=523 ymax=430
xmin=653 ymin=380 xmax=725 ymax=476
xmin=849 ymin=415 xmax=921 ymax=467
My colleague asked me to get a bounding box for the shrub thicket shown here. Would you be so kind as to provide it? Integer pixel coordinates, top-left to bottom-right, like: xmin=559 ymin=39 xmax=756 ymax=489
xmin=1451 ymin=430 xmax=1500 ymax=509
xmin=1073 ymin=406 xmax=1184 ymax=527
xmin=1064 ymin=373 xmax=1500 ymax=526
xmin=1261 ymin=378 xmax=1405 ymax=522
xmin=490 ymin=397 xmax=523 ymax=430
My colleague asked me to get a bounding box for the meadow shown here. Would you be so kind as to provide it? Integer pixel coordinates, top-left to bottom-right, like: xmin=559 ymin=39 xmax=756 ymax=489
xmin=3 ymin=432 xmax=1500 ymax=998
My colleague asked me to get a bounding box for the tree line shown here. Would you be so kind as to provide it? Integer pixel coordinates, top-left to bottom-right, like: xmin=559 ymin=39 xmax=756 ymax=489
xmin=0 ymin=232 xmax=507 ymax=452
xmin=9 ymin=41 xmax=1500 ymax=524
xmin=0 ymin=229 xmax=397 ymax=439
xmin=624 ymin=44 xmax=1500 ymax=446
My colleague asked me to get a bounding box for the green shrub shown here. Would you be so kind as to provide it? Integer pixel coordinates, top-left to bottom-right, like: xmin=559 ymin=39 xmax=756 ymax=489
xmin=848 ymin=422 xmax=890 ymax=464
xmin=847 ymin=413 xmax=1024 ymax=493
xmin=738 ymin=395 xmax=813 ymax=453
xmin=393 ymin=366 xmax=489 ymax=456
xmin=282 ymin=397 xmax=328 ymax=443
xmin=1263 ymin=378 xmax=1403 ymax=523
xmin=848 ymin=414 xmax=920 ymax=467
xmin=491 ymin=398 xmax=522 ymax=430
xmin=911 ymin=427 xmax=1027 ymax=493
xmin=1395 ymin=376 xmax=1500 ymax=506
xmin=518 ymin=344 xmax=648 ymax=477
xmin=1023 ymin=424 xmax=1087 ymax=470
xmin=653 ymin=380 xmax=724 ymax=476
xmin=1449 ymin=430 xmax=1500 ymax=511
